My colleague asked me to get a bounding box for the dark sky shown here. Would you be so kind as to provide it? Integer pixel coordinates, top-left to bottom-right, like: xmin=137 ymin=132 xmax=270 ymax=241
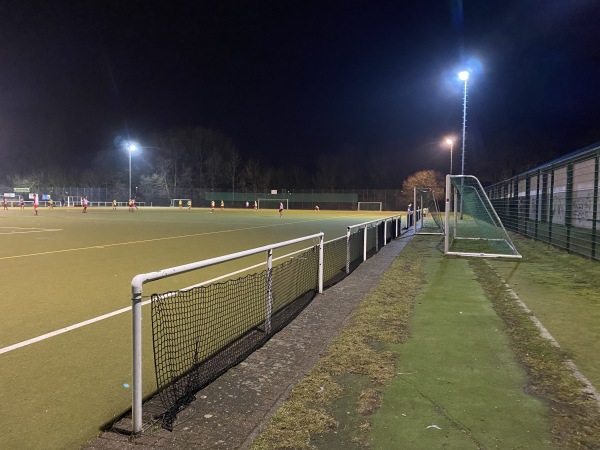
xmin=1 ymin=0 xmax=600 ymax=180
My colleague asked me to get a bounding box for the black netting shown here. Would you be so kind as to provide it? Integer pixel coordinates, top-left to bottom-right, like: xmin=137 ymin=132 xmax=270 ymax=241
xmin=150 ymin=246 xmax=319 ymax=427
xmin=323 ymin=236 xmax=348 ymax=287
xmin=347 ymin=228 xmax=364 ymax=273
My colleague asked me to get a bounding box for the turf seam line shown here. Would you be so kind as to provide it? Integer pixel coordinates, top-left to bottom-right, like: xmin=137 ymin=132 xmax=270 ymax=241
xmin=496 ymin=273 xmax=600 ymax=410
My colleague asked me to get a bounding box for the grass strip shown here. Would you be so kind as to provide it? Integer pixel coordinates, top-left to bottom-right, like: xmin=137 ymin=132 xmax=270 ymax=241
xmin=251 ymin=237 xmax=425 ymax=449
xmin=470 ymin=257 xmax=600 ymax=449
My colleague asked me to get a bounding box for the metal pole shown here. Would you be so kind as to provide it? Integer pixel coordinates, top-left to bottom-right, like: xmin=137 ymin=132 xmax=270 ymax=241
xmin=131 ymin=285 xmax=143 ymax=434
xmin=318 ymin=234 xmax=324 ymax=293
xmin=266 ymin=249 xmax=273 ymax=333
xmin=450 ymin=141 xmax=453 ymax=175
xmin=460 ymin=76 xmax=468 ymax=219
xmin=129 ymin=150 xmax=132 ymax=200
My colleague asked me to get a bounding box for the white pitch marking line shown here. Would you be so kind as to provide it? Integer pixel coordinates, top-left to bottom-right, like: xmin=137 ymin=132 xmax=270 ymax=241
xmin=0 ymin=245 xmax=313 ymax=355
xmin=0 ymin=302 xmax=148 ymax=355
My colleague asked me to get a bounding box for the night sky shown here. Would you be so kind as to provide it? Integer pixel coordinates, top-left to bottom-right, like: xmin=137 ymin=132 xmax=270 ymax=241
xmin=1 ymin=1 xmax=600 ymax=181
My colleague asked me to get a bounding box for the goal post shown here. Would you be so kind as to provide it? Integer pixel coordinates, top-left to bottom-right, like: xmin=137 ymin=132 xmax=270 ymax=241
xmin=170 ymin=198 xmax=192 ymax=207
xmin=257 ymin=198 xmax=288 ymax=210
xmin=414 ymin=187 xmax=444 ymax=235
xmin=444 ymin=175 xmax=521 ymax=258
xmin=357 ymin=202 xmax=382 ymax=211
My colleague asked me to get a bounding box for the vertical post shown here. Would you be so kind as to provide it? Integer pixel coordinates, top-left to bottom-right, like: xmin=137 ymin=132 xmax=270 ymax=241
xmin=460 ymin=73 xmax=468 ymax=220
xmin=132 ymin=285 xmax=143 ymax=435
xmin=384 ymin=219 xmax=387 ymax=245
xmin=413 ymin=187 xmax=417 ymax=232
xmin=592 ymin=153 xmax=599 ymax=259
xmin=453 ymin=186 xmax=458 ymax=239
xmin=265 ymin=248 xmax=273 ymax=333
xmin=346 ymin=227 xmax=351 ymax=273
xmin=444 ymin=175 xmax=450 ymax=254
xmin=318 ymin=234 xmax=324 ymax=293
xmin=363 ymin=224 xmax=368 ymax=261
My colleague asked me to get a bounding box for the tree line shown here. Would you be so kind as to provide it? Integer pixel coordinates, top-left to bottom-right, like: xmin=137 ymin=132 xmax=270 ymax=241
xmin=1 ymin=126 xmax=420 ymax=196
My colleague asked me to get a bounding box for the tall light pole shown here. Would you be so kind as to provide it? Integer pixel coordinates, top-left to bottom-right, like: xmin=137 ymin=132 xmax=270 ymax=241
xmin=458 ymin=71 xmax=469 ymax=177
xmin=126 ymin=142 xmax=138 ymax=200
xmin=458 ymin=70 xmax=469 ymax=218
xmin=445 ymin=138 xmax=454 ymax=175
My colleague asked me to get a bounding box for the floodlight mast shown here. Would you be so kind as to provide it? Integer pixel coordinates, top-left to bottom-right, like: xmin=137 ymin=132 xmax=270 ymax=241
xmin=126 ymin=142 xmax=138 ymax=200
xmin=458 ymin=70 xmax=469 ymax=219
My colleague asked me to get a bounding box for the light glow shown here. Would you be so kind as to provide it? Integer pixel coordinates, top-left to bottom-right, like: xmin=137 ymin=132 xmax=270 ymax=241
xmin=458 ymin=71 xmax=469 ymax=81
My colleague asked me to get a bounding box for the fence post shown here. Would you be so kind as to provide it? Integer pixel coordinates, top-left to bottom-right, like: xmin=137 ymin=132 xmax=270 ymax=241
xmin=346 ymin=227 xmax=351 ymax=273
xmin=265 ymin=248 xmax=273 ymax=333
xmin=363 ymin=224 xmax=368 ymax=261
xmin=131 ymin=283 xmax=143 ymax=435
xmin=318 ymin=234 xmax=324 ymax=293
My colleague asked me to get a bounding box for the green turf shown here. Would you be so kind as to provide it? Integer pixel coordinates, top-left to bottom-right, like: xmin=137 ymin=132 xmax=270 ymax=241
xmin=488 ymin=234 xmax=600 ymax=391
xmin=0 ymin=206 xmax=393 ymax=449
xmin=369 ymin=241 xmax=552 ymax=449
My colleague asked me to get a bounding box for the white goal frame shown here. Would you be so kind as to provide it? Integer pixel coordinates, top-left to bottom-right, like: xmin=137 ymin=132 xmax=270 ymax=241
xmin=170 ymin=198 xmax=192 ymax=207
xmin=357 ymin=202 xmax=382 ymax=211
xmin=257 ymin=198 xmax=288 ymax=210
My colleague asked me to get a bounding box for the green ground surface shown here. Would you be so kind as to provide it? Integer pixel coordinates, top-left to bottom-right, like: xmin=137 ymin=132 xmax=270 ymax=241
xmin=253 ymin=234 xmax=600 ymax=449
xmin=370 ymin=244 xmax=551 ymax=449
xmin=0 ymin=206 xmax=392 ymax=450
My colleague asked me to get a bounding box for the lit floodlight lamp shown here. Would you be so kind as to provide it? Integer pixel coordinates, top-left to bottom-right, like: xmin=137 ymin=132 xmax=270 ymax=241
xmin=125 ymin=141 xmax=138 ymax=199
xmin=458 ymin=71 xmax=469 ymax=81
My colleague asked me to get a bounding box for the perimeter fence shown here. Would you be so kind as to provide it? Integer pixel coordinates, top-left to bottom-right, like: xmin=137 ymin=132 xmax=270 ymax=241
xmin=131 ymin=214 xmax=403 ymax=432
xmin=485 ymin=142 xmax=599 ymax=261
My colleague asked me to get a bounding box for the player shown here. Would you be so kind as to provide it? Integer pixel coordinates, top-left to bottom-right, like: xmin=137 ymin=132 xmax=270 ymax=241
xmin=253 ymin=200 xmax=257 ymax=211
xmin=211 ymin=200 xmax=215 ymax=213
xmin=246 ymin=201 xmax=249 ymax=208
xmin=315 ymin=205 xmax=319 ymax=211
xmin=2 ymin=197 xmax=8 ymax=210
xmin=179 ymin=199 xmax=182 ymax=210
xmin=49 ymin=198 xmax=54 ymax=209
xmin=279 ymin=201 xmax=284 ymax=217
xmin=33 ymin=194 xmax=39 ymax=216
xmin=220 ymin=200 xmax=224 ymax=212
xmin=132 ymin=197 xmax=138 ymax=210
xmin=20 ymin=198 xmax=24 ymax=210
xmin=112 ymin=199 xmax=117 ymax=211
xmin=187 ymin=200 xmax=192 ymax=210
xmin=82 ymin=196 xmax=88 ymax=213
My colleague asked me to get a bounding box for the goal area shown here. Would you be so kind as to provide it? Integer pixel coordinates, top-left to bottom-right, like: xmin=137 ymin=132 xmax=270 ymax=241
xmin=170 ymin=198 xmax=192 ymax=207
xmin=257 ymin=198 xmax=288 ymax=210
xmin=357 ymin=202 xmax=382 ymax=211
xmin=444 ymin=175 xmax=521 ymax=259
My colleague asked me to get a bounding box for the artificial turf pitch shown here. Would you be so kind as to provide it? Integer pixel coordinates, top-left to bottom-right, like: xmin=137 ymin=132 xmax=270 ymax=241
xmin=0 ymin=206 xmax=392 ymax=449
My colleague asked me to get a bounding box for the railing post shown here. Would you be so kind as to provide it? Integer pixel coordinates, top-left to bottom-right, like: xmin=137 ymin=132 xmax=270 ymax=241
xmin=363 ymin=224 xmax=368 ymax=261
xmin=265 ymin=248 xmax=273 ymax=333
xmin=131 ymin=284 xmax=143 ymax=435
xmin=318 ymin=234 xmax=324 ymax=293
xmin=346 ymin=227 xmax=351 ymax=273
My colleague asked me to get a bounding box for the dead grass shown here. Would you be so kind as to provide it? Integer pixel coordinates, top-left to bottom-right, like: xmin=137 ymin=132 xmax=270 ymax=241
xmin=356 ymin=389 xmax=382 ymax=415
xmin=251 ymin=240 xmax=425 ymax=449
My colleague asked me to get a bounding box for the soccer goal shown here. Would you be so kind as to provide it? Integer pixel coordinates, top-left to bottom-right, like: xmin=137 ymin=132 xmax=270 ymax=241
xmin=414 ymin=187 xmax=444 ymax=235
xmin=357 ymin=202 xmax=382 ymax=211
xmin=170 ymin=199 xmax=192 ymax=207
xmin=66 ymin=196 xmax=82 ymax=207
xmin=444 ymin=175 xmax=521 ymax=258
xmin=258 ymin=198 xmax=288 ymax=210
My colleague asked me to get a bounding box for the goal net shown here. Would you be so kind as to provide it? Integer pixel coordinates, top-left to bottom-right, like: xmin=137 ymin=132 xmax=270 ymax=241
xmin=170 ymin=199 xmax=192 ymax=207
xmin=414 ymin=187 xmax=444 ymax=235
xmin=357 ymin=202 xmax=382 ymax=211
xmin=258 ymin=198 xmax=288 ymax=210
xmin=444 ymin=175 xmax=521 ymax=258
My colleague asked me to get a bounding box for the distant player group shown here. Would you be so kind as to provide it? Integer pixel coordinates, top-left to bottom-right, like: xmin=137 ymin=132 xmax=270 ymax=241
xmin=2 ymin=196 xmax=295 ymax=216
